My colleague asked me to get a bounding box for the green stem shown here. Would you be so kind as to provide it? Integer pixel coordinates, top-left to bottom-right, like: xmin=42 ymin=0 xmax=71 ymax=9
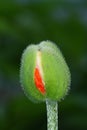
xmin=46 ymin=99 xmax=58 ymax=130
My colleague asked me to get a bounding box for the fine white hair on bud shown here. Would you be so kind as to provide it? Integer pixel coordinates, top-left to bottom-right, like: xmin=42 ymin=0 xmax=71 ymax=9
xmin=20 ymin=41 xmax=71 ymax=102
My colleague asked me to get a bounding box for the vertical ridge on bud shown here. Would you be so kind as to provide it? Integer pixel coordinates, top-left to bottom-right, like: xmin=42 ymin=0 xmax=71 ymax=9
xmin=34 ymin=51 xmax=46 ymax=94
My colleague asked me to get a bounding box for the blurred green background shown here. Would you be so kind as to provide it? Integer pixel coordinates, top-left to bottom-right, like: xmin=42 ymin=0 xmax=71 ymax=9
xmin=0 ymin=0 xmax=87 ymax=130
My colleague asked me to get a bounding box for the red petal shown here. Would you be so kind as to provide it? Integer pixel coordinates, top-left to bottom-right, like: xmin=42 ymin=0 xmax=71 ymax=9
xmin=34 ymin=67 xmax=46 ymax=94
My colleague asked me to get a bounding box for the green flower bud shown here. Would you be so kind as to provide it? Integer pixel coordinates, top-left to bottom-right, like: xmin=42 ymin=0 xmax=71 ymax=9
xmin=20 ymin=41 xmax=71 ymax=102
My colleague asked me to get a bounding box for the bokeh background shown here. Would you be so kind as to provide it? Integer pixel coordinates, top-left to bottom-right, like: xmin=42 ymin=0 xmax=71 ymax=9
xmin=0 ymin=0 xmax=87 ymax=130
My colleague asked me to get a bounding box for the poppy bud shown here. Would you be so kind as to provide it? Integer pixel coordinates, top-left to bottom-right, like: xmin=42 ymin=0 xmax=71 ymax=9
xmin=20 ymin=41 xmax=71 ymax=102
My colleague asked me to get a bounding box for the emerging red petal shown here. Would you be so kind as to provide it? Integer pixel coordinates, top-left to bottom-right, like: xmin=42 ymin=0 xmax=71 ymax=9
xmin=34 ymin=67 xmax=46 ymax=94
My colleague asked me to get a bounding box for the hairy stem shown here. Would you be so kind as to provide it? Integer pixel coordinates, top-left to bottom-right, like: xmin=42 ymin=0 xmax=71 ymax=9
xmin=46 ymin=99 xmax=58 ymax=130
